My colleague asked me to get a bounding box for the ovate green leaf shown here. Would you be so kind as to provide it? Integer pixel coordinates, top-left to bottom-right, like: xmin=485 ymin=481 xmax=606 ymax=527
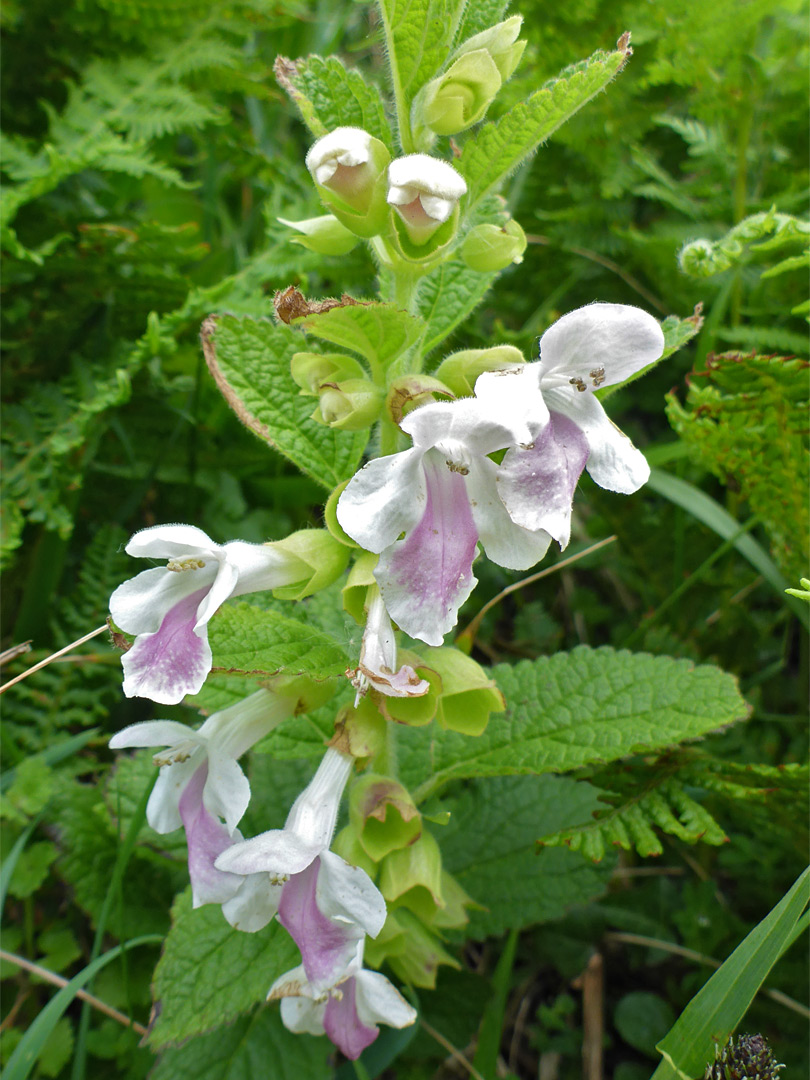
xmin=201 ymin=314 xmax=368 ymax=489
xmin=149 ymin=888 xmax=300 ymax=1048
xmin=296 ymin=302 xmax=424 ymax=376
xmin=459 ymin=43 xmax=631 ymax=208
xmin=152 ymin=1011 xmax=332 ymax=1080
xmin=401 ymin=647 xmax=750 ymax=800
xmin=208 ymin=600 xmax=349 ymax=681
xmin=441 ymin=776 xmax=614 ymax=938
xmin=274 ymin=54 xmax=392 ymax=148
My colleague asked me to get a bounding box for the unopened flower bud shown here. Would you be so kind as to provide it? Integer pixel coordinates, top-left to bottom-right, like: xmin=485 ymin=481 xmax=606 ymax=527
xmin=387 ymin=154 xmax=467 ymax=254
xmin=305 ymin=127 xmax=391 ymax=238
xmin=313 ymin=378 xmax=384 ymax=431
xmin=277 ymin=213 xmax=360 ymax=255
xmin=417 ymin=646 xmax=505 ymax=736
xmin=290 ymin=351 xmax=365 ymax=396
xmin=415 ymin=50 xmax=501 ymax=136
xmin=267 ymin=529 xmax=349 ymax=600
xmin=350 ymin=774 xmax=422 ymax=861
xmin=386 ymin=374 xmax=455 ymax=425
xmin=453 ymin=15 xmax=526 ymax=81
xmin=433 ymin=345 xmax=525 ymax=397
xmin=461 ymin=218 xmax=527 ymax=272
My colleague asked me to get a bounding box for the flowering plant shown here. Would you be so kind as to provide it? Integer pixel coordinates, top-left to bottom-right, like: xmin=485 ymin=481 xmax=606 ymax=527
xmin=7 ymin=2 xmax=805 ymax=1078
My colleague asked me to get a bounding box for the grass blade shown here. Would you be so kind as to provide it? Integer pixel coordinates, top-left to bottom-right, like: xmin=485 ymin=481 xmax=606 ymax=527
xmin=651 ymin=865 xmax=810 ymax=1079
xmin=3 ymin=934 xmax=162 ymax=1080
xmin=646 ymin=469 xmax=809 ymax=629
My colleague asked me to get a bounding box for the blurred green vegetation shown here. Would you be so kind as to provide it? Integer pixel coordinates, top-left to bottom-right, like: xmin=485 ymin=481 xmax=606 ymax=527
xmin=1 ymin=0 xmax=807 ymax=1077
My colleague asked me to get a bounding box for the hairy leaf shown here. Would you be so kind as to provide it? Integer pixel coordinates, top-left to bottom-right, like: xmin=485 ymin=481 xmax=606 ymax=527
xmin=441 ymin=775 xmax=615 ymax=937
xmin=400 ymin=647 xmax=750 ymax=800
xmin=152 ymin=1010 xmax=332 ymax=1079
xmin=295 ymin=302 xmax=425 ymax=376
xmin=274 ymin=54 xmax=392 ymax=148
xmin=208 ymin=600 xmax=350 ymax=681
xmin=201 ymin=313 xmax=368 ymax=488
xmin=148 ymin=888 xmax=300 ymax=1048
xmin=459 ymin=41 xmax=631 ymax=208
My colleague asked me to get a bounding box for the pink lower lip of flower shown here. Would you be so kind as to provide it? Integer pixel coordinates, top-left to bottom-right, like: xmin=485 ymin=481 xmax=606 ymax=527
xmin=121 ymin=586 xmax=211 ymax=704
xmin=178 ymin=761 xmax=243 ymax=907
xmin=323 ymin=977 xmax=378 ymax=1060
xmin=394 ymin=196 xmax=438 ymax=227
xmin=278 ymin=857 xmax=362 ymax=988
xmin=375 ymin=452 xmax=478 ymax=646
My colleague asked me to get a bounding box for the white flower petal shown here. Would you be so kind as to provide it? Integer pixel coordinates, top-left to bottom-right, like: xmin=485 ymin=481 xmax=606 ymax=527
xmin=110 ymin=564 xmax=215 ymax=636
xmin=224 ymin=540 xmax=304 ymax=596
xmin=204 ymin=748 xmax=250 ymax=835
xmin=214 ymin=828 xmax=320 ymax=878
xmin=198 ymin=689 xmax=292 ymax=760
xmin=354 ymin=969 xmax=418 ymax=1029
xmin=387 ymin=154 xmax=467 ymax=201
xmin=280 ymin=995 xmax=327 ymax=1037
xmin=284 ymin=749 xmax=353 ymax=851
xmin=146 ymin=754 xmax=201 ymax=834
xmin=466 ymin=457 xmax=553 ymax=569
xmin=546 ymin=387 xmax=650 ymax=494
xmin=402 ymin=396 xmax=529 ymax=457
xmin=539 ymin=303 xmax=665 ymax=390
xmin=473 ymin=365 xmax=549 ymax=441
xmin=109 ymin=719 xmax=200 ymax=751
xmin=221 ymin=872 xmax=282 ymax=933
xmin=317 ymin=850 xmax=387 ymax=938
xmin=192 ymin=557 xmax=239 ymax=629
xmin=336 ymin=447 xmax=426 ymax=553
xmin=306 ymin=127 xmax=373 ymax=183
xmin=124 ymin=523 xmax=220 ymax=560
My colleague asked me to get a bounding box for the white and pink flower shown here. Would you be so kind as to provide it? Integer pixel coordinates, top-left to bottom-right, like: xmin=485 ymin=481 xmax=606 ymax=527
xmin=215 ymin=749 xmax=386 ymax=990
xmin=109 ymin=690 xmax=291 ymax=907
xmin=336 ymin=304 xmax=665 ymax=645
xmin=269 ymin=940 xmax=417 ymax=1060
xmin=109 ymin=524 xmax=303 ymax=705
xmin=351 ymin=589 xmax=430 ymax=701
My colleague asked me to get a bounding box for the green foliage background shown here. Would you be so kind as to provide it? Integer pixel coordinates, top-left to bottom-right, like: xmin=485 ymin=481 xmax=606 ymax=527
xmin=1 ymin=0 xmax=807 ymax=1077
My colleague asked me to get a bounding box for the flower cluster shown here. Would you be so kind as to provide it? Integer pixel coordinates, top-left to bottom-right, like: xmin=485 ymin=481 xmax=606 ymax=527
xmin=107 ymin=40 xmax=666 ymax=1057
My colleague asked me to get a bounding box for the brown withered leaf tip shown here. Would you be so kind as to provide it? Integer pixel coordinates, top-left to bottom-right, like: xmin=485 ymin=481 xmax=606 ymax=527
xmin=273 ymin=55 xmax=302 ymax=99
xmin=106 ymin=616 xmax=131 ymax=653
xmin=273 ymin=285 xmax=368 ymax=325
xmin=687 ymin=301 xmax=705 ymax=328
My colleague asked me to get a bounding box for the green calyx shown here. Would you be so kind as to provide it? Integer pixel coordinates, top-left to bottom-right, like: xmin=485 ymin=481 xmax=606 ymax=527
xmin=349 ymin=773 xmax=422 ymax=861
xmin=277 ymin=213 xmax=360 ymax=256
xmin=417 ymin=646 xmax=506 ymax=735
xmin=434 ymin=344 xmax=525 ymax=396
xmin=290 ymin=350 xmax=366 ymax=395
xmin=267 ymin=529 xmax=349 ymax=600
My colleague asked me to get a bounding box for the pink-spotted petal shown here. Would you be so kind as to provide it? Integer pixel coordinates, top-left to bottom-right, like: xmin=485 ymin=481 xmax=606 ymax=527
xmin=120 ymin=587 xmax=212 ymax=705
xmin=539 ymin=303 xmax=664 ymax=389
xmin=178 ymin=763 xmax=243 ymax=907
xmin=279 ymin=858 xmax=364 ymax=990
xmin=465 ymin=457 xmax=553 ymax=570
xmin=375 ymin=452 xmax=478 ymax=646
xmin=336 ymin=447 xmax=426 ymax=553
xmin=221 ymin=872 xmax=283 ymax=933
xmin=110 ymin=564 xmax=215 ymax=636
xmin=546 ymin=388 xmax=650 ymax=494
xmin=125 ymin=523 xmax=220 ymax=560
xmin=497 ymin=411 xmax=589 ymax=549
xmin=324 ymin=978 xmax=379 ymax=1060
